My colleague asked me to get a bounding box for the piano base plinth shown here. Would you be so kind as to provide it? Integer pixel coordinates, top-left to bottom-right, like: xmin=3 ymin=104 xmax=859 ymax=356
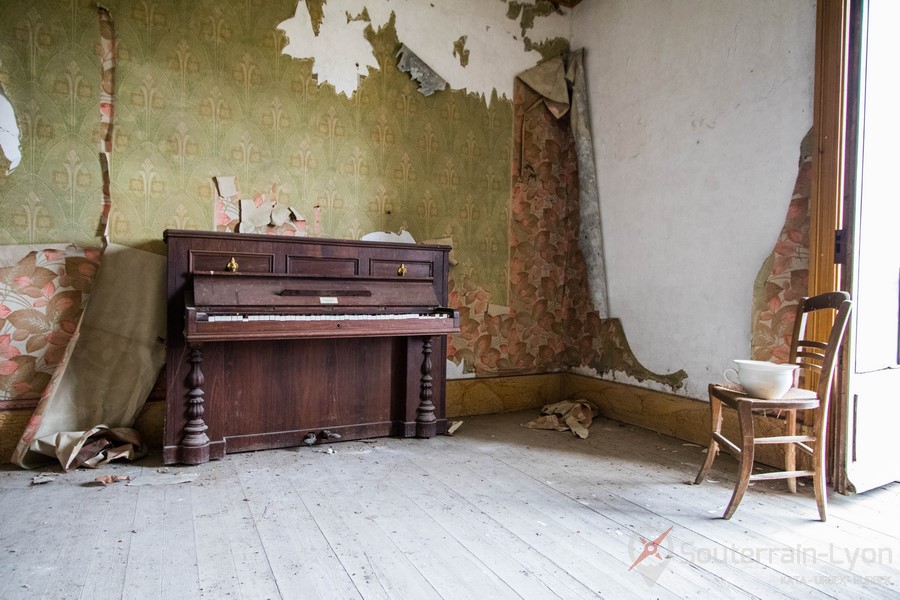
xmin=416 ymin=421 xmax=438 ymax=438
xmin=164 ymin=441 xmax=223 ymax=465
xmin=163 ymin=419 xmax=448 ymax=464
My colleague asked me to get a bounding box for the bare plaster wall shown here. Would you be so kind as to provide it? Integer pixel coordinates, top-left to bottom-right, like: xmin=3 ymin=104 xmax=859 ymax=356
xmin=573 ymin=1 xmax=817 ymax=399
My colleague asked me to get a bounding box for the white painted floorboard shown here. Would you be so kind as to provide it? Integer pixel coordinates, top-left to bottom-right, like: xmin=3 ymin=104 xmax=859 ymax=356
xmin=0 ymin=411 xmax=897 ymax=599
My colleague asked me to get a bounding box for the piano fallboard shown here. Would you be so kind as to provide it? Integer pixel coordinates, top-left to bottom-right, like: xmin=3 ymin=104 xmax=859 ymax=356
xmin=185 ymin=305 xmax=459 ymax=342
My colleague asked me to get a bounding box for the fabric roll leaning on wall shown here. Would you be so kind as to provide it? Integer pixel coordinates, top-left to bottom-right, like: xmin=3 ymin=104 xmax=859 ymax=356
xmin=11 ymin=244 xmax=166 ymax=469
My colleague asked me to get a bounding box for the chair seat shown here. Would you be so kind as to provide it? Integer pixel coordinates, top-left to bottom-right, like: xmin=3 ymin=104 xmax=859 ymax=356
xmin=709 ymin=384 xmax=820 ymax=411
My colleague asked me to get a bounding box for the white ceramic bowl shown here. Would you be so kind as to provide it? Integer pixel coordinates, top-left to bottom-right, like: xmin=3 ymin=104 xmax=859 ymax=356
xmin=724 ymin=359 xmax=798 ymax=399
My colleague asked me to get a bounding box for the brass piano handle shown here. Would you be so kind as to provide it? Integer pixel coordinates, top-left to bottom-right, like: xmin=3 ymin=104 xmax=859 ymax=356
xmin=226 ymin=257 xmax=239 ymax=272
xmin=397 ymin=263 xmax=407 ymax=277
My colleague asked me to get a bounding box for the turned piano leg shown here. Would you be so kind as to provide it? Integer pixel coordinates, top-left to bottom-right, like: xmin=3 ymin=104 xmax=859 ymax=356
xmin=181 ymin=343 xmax=211 ymax=464
xmin=416 ymin=337 xmax=437 ymax=438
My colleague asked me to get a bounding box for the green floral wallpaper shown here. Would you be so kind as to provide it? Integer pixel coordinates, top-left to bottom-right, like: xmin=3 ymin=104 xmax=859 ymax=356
xmin=0 ymin=0 xmax=512 ymax=303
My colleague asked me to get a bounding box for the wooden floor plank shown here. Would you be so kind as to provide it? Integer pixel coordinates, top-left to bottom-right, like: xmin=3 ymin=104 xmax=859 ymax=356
xmin=512 ymin=416 xmax=895 ymax=597
xmin=455 ymin=412 xmax=898 ymax=599
xmin=282 ymin=450 xmax=444 ymax=600
xmin=231 ymin=452 xmax=364 ymax=600
xmin=430 ymin=430 xmax=819 ymax=598
xmin=0 ymin=478 xmax=93 ymax=599
xmin=401 ymin=434 xmax=764 ymax=599
xmin=306 ymin=444 xmax=525 ymax=600
xmin=190 ymin=460 xmax=281 ymax=600
xmin=120 ymin=485 xmax=168 ymax=600
xmin=77 ymin=474 xmax=152 ymax=599
xmin=387 ymin=452 xmax=599 ymax=600
xmin=576 ymin=417 xmax=900 ymax=581
xmin=0 ymin=411 xmax=897 ymax=600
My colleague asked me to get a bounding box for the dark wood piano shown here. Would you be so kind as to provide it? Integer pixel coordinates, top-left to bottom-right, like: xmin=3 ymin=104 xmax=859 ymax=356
xmin=163 ymin=229 xmax=459 ymax=465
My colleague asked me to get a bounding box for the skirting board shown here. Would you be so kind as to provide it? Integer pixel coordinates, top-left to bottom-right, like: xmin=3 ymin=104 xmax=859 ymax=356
xmin=1 ymin=373 xmax=802 ymax=470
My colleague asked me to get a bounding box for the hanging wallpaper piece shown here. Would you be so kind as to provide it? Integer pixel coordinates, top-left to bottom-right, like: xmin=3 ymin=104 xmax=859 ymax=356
xmin=397 ymin=45 xmax=448 ymax=96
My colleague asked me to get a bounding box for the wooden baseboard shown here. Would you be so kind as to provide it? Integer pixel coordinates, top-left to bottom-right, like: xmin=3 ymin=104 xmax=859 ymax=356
xmin=2 ymin=373 xmax=805 ymax=470
xmin=446 ymin=373 xmax=564 ymax=418
xmin=561 ymin=373 xmax=808 ymax=470
xmin=0 ymin=409 xmax=30 ymax=464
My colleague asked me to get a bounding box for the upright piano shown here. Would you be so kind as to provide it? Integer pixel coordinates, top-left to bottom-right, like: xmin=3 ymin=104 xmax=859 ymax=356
xmin=163 ymin=229 xmax=459 ymax=465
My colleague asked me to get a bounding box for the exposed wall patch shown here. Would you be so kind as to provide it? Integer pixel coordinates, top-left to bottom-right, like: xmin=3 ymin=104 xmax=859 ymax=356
xmin=279 ymin=1 xmax=379 ymax=97
xmin=0 ymin=78 xmax=21 ymax=174
xmin=278 ymin=0 xmax=571 ymax=102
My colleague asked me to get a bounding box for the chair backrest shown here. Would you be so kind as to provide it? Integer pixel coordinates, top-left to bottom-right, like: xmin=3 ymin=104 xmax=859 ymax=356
xmin=788 ymin=292 xmax=853 ymax=426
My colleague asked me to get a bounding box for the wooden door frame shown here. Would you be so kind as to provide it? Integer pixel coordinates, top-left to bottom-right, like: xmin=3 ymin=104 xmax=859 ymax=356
xmin=809 ymin=0 xmax=855 ymax=490
xmin=809 ymin=0 xmax=849 ymax=301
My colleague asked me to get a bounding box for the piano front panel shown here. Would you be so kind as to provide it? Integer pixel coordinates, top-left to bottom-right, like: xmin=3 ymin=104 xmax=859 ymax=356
xmin=219 ymin=338 xmax=398 ymax=453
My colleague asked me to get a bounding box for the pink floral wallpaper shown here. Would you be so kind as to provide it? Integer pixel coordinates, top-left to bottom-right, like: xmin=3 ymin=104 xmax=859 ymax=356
xmin=0 ymin=247 xmax=100 ymax=405
xmin=751 ymin=130 xmax=812 ymax=363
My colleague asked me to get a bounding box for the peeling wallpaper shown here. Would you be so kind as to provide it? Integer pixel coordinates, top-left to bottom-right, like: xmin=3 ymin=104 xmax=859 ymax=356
xmin=278 ymin=0 xmax=571 ymax=101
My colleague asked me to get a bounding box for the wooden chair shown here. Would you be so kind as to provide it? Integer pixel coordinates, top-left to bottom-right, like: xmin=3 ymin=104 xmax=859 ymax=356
xmin=694 ymin=292 xmax=852 ymax=521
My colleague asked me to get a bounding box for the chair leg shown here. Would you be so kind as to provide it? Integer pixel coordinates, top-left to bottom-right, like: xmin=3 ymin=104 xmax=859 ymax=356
xmin=785 ymin=409 xmax=797 ymax=494
xmin=813 ymin=435 xmax=828 ymax=522
xmin=695 ymin=392 xmax=723 ymax=485
xmin=723 ymin=402 xmax=755 ymax=520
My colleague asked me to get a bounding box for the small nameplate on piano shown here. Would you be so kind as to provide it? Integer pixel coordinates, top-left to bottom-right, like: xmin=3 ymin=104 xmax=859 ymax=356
xmin=319 ymin=297 xmax=339 ymax=304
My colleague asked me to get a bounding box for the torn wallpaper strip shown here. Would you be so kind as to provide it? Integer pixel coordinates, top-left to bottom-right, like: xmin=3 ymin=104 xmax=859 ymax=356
xmin=95 ymin=5 xmax=116 ymax=246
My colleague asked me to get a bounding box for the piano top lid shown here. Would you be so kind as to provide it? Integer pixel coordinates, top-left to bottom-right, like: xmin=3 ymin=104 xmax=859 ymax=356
xmin=164 ymin=228 xmax=453 ymax=252
xmin=191 ymin=272 xmax=441 ymax=309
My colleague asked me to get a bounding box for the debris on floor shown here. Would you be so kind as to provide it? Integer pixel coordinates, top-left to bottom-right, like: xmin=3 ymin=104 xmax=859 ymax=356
xmin=93 ymin=474 xmax=130 ymax=486
xmin=447 ymin=421 xmax=464 ymax=435
xmin=126 ymin=472 xmax=198 ymax=486
xmin=30 ymin=473 xmax=58 ymax=485
xmin=523 ymin=400 xmax=600 ymax=439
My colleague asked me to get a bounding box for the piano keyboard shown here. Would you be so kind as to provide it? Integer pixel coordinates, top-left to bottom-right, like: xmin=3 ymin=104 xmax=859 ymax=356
xmin=207 ymin=313 xmax=450 ymax=322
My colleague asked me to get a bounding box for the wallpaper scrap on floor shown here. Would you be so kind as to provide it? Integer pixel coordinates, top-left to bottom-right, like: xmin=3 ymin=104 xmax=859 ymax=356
xmin=750 ymin=129 xmax=812 ymax=363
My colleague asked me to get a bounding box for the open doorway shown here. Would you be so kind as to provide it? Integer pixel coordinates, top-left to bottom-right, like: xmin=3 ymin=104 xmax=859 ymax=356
xmin=837 ymin=0 xmax=900 ymax=493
